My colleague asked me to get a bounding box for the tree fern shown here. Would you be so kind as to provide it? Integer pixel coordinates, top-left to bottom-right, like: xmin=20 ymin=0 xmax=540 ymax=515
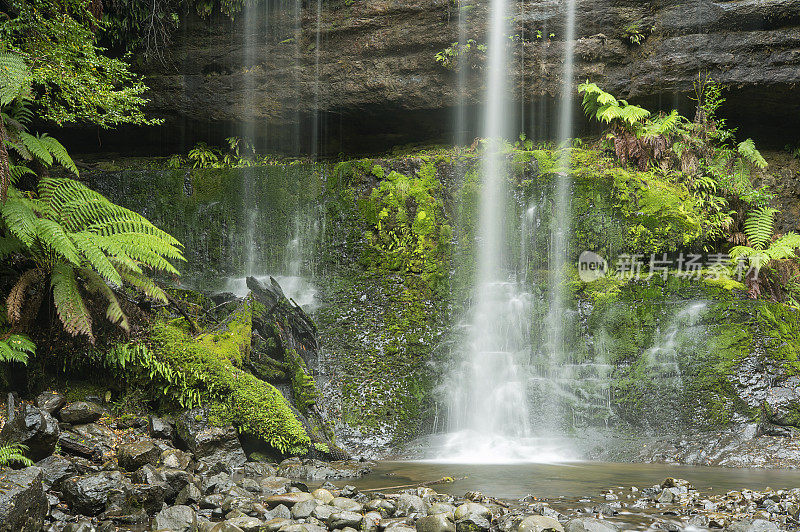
xmin=0 ymin=334 xmax=35 ymax=365
xmin=52 ymin=263 xmax=94 ymax=340
xmin=0 ymin=53 xmax=31 ymax=107
xmin=0 ymin=443 xmax=34 ymax=468
xmin=1 ymin=177 xmax=184 ymax=340
xmin=743 ymin=206 xmax=777 ymax=251
xmin=37 ymin=135 xmax=78 ymax=176
xmin=19 ymin=132 xmax=52 ymax=166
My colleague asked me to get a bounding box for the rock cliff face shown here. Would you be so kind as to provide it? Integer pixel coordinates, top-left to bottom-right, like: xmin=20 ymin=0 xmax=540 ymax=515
xmin=138 ymin=0 xmax=800 ymax=150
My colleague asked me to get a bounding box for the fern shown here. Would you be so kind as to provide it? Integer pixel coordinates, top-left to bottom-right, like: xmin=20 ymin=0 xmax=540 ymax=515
xmin=19 ymin=132 xmax=52 ymax=166
xmin=743 ymin=206 xmax=777 ymax=251
xmin=738 ymin=138 xmax=767 ymax=170
xmin=37 ymin=135 xmax=78 ymax=176
xmin=0 ymin=334 xmax=35 ymax=364
xmin=0 ymin=443 xmax=34 ymax=468
xmin=0 ymin=53 xmax=31 ymax=107
xmin=1 ymin=177 xmax=183 ymax=340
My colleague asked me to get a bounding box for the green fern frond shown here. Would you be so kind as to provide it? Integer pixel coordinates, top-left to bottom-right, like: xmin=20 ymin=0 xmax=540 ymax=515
xmin=70 ymin=233 xmax=122 ymax=286
xmin=0 ymin=443 xmax=34 ymax=468
xmin=9 ymin=164 xmax=34 ymax=186
xmin=80 ymin=269 xmax=129 ymax=332
xmin=52 ymin=264 xmax=93 ymax=340
xmin=738 ymin=138 xmax=767 ymax=170
xmin=0 ymin=194 xmax=37 ymax=246
xmin=729 ymin=246 xmax=770 ymax=271
xmin=743 ymin=206 xmax=777 ymax=251
xmin=620 ymin=104 xmax=651 ymax=125
xmin=0 ymin=334 xmax=35 ymax=364
xmin=34 ymin=218 xmax=81 ymax=265
xmin=19 ymin=132 xmax=52 ymax=166
xmin=0 ymin=235 xmax=24 ymax=260
xmin=766 ymin=232 xmax=800 ymax=261
xmin=37 ymin=135 xmax=78 ymax=176
xmin=117 ymin=268 xmax=168 ymax=303
xmin=596 ymin=104 xmax=624 ymax=124
xmin=0 ymin=52 xmax=31 ymax=106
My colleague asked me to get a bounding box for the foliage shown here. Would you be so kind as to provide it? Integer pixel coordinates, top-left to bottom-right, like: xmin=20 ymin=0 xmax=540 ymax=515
xmin=0 ymin=0 xmax=159 ymax=127
xmin=0 ymin=333 xmax=35 ymax=364
xmin=729 ymin=207 xmax=800 ymax=300
xmin=357 ymin=162 xmax=451 ymax=294
xmin=1 ymin=178 xmax=184 ymax=341
xmin=622 ymin=21 xmax=651 ymax=45
xmin=435 ymin=40 xmax=487 ymax=70
xmin=0 ymin=443 xmax=34 ymax=468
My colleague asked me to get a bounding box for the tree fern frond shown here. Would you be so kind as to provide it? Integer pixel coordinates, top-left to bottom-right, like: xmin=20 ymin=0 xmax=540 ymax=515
xmin=0 ymin=334 xmax=35 ymax=364
xmin=0 ymin=235 xmax=24 ymax=260
xmin=1 ymin=195 xmax=37 ymax=245
xmin=19 ymin=132 xmax=52 ymax=166
xmin=70 ymin=233 xmax=122 ymax=286
xmin=743 ymin=206 xmax=777 ymax=251
xmin=766 ymin=232 xmax=800 ymax=261
xmin=620 ymin=104 xmax=651 ymax=125
xmin=6 ymin=268 xmax=45 ymax=324
xmin=52 ymin=264 xmax=93 ymax=341
xmin=33 ymin=218 xmax=81 ymax=264
xmin=0 ymin=52 xmax=31 ymax=106
xmin=0 ymin=443 xmax=34 ymax=468
xmin=37 ymin=135 xmax=78 ymax=176
xmin=9 ymin=164 xmax=34 ymax=186
xmin=80 ymin=268 xmax=129 ymax=332
xmin=117 ymin=268 xmax=168 ymax=303
xmin=738 ymin=138 xmax=767 ymax=169
xmin=729 ymin=246 xmax=770 ymax=271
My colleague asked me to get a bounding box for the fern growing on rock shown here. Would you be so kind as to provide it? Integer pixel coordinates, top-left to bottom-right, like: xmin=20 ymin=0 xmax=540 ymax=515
xmin=2 ymin=178 xmax=185 ymax=341
xmin=730 ymin=206 xmax=800 ymax=300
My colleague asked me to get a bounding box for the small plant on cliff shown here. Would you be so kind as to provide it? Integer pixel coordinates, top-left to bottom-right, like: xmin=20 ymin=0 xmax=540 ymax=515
xmin=435 ymin=40 xmax=487 ymax=70
xmin=729 ymin=206 xmax=800 ymax=300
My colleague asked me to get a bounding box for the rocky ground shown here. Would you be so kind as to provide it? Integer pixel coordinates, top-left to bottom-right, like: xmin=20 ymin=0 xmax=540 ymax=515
xmin=1 ymin=391 xmax=799 ymax=532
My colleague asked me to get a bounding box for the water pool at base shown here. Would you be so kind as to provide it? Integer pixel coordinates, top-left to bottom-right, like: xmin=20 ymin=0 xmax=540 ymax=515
xmin=345 ymin=461 xmax=800 ymax=500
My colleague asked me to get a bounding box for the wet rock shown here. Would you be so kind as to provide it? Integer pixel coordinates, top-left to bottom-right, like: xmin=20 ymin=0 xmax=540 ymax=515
xmin=311 ymin=504 xmax=335 ymax=521
xmin=368 ymin=499 xmax=397 ymax=515
xmin=35 ymin=454 xmax=76 ymax=491
xmin=149 ymin=416 xmax=175 ymax=440
xmin=59 ymin=402 xmax=105 ymax=424
xmin=36 ymin=391 xmax=66 ymax=414
xmin=328 ymin=510 xmax=363 ymax=529
xmin=265 ymin=492 xmax=314 ymax=508
xmin=291 ymin=499 xmax=319 ymax=519
xmin=416 ymin=514 xmax=456 ymax=532
xmin=62 ymin=470 xmax=132 ymax=516
xmin=727 ymin=519 xmax=780 ymax=532
xmin=63 ymin=521 xmax=97 ymax=532
xmin=262 ymin=518 xmax=291 ymax=532
xmin=517 ymin=516 xmax=564 ymax=532
xmin=131 ymin=481 xmax=167 ymax=514
xmin=277 ymin=458 xmax=372 ymax=480
xmin=397 ymin=494 xmax=429 ymax=517
xmin=161 ymin=448 xmax=193 ymax=470
xmin=0 ymin=466 xmax=48 ymax=532
xmin=430 ymin=503 xmax=456 ymax=518
xmin=332 ymin=496 xmax=364 ymax=513
xmin=0 ymin=404 xmax=60 ymax=461
xmin=152 ymin=505 xmax=197 ymax=531
xmin=243 ymin=461 xmax=277 ymax=478
xmin=118 ymin=441 xmax=161 ymax=471
xmin=565 ymin=519 xmax=621 ymax=532
xmin=454 ymin=503 xmax=489 ymax=521
xmin=176 ymin=409 xmax=246 ymax=469
xmin=225 ymin=516 xmax=265 ymax=532
xmin=176 ymin=483 xmax=203 ymax=505
xmin=363 ymin=511 xmax=383 ymax=532
xmin=312 ymin=488 xmax=334 ymax=503
xmin=209 ymin=522 xmax=244 ymax=532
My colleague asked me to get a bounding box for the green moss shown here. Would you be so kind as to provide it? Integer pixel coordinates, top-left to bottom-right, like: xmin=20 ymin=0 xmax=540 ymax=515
xmin=198 ymin=298 xmax=252 ymax=366
xmin=149 ymin=322 xmax=310 ymax=455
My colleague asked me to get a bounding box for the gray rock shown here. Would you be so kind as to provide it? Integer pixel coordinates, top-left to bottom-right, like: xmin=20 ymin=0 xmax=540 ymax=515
xmin=36 ymin=391 xmax=66 ymax=414
xmin=363 ymin=511 xmax=382 ymax=532
xmin=243 ymin=461 xmax=277 ymax=478
xmin=311 ymin=504 xmax=335 ymax=521
xmin=149 ymin=416 xmax=175 ymax=440
xmin=266 ymin=492 xmax=315 ymax=508
xmin=0 ymin=467 xmax=48 ymax=532
xmin=176 ymin=409 xmax=246 ymax=469
xmin=0 ymin=404 xmax=60 ymax=461
xmin=397 ymin=494 xmax=428 ymax=517
xmin=271 ymin=504 xmax=293 ymax=520
xmin=328 ymin=511 xmax=363 ymax=529
xmin=331 ymin=496 xmax=363 ymax=513
xmin=152 ymin=505 xmax=198 ymax=531
xmin=517 ymin=516 xmax=564 ymax=532
xmin=160 ymin=448 xmax=193 ymax=470
xmin=62 ymin=470 xmax=132 ymax=516
xmin=35 ymin=455 xmax=76 ymax=491
xmin=429 ymin=503 xmax=455 ymax=518
xmin=63 ymin=521 xmax=97 ymax=532
xmin=565 ymin=519 xmax=621 ymax=532
xmin=454 ymin=504 xmax=489 ymax=521
xmin=118 ymin=441 xmax=161 ymax=472
xmin=262 ymin=517 xmax=291 ymax=532
xmin=727 ymin=519 xmax=780 ymax=532
xmin=291 ymin=498 xmax=319 ymax=519
xmin=417 ymin=514 xmax=456 ymax=532
xmin=176 ymin=483 xmax=203 ymax=505
xmin=455 ymin=515 xmax=490 ymax=532
xmin=209 ymin=522 xmax=244 ymax=532
xmin=225 ymin=516 xmax=266 ymax=532
xmin=311 ymin=488 xmax=334 ymax=503
xmin=59 ymin=402 xmax=104 ymax=424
